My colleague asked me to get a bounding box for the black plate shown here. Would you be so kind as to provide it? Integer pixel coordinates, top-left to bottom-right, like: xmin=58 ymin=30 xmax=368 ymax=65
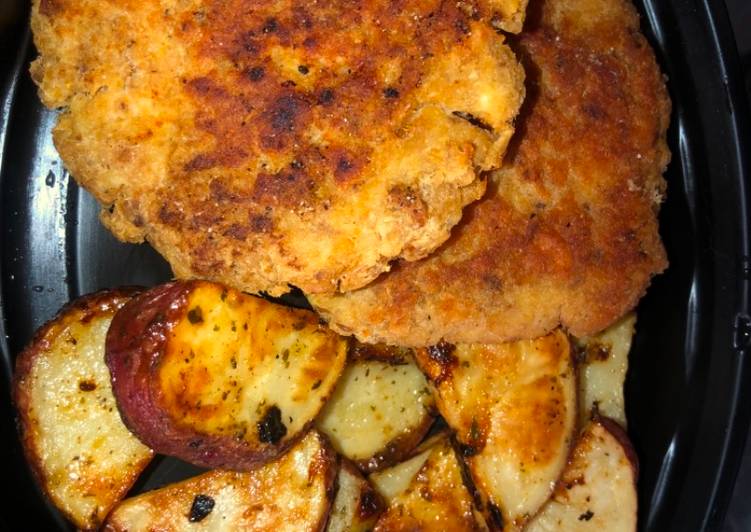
xmin=1 ymin=0 xmax=750 ymax=530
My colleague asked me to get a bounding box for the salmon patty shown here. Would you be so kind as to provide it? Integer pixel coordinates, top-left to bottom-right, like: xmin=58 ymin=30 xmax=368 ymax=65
xmin=312 ymin=0 xmax=670 ymax=345
xmin=31 ymin=0 xmax=526 ymax=295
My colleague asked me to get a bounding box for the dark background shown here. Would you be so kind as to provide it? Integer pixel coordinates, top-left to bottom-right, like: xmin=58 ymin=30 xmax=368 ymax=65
xmin=726 ymin=0 xmax=751 ymax=104
xmin=0 ymin=0 xmax=748 ymax=530
xmin=721 ymin=2 xmax=751 ymax=530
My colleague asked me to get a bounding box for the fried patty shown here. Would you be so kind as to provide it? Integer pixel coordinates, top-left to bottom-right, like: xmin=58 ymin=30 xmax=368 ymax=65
xmin=31 ymin=0 xmax=526 ymax=296
xmin=312 ymin=0 xmax=671 ymax=345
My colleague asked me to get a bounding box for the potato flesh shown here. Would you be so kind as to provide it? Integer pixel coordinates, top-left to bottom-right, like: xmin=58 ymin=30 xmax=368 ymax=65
xmin=327 ymin=463 xmax=384 ymax=532
xmin=368 ymin=448 xmax=433 ymax=503
xmin=316 ymin=359 xmax=434 ymax=469
xmin=159 ymin=284 xmax=348 ymax=446
xmin=373 ymin=436 xmax=488 ymax=531
xmin=526 ymin=420 xmax=638 ymax=532
xmin=416 ymin=330 xmax=577 ymax=528
xmin=13 ymin=294 xmax=153 ymax=530
xmin=18 ymin=280 xmax=628 ymax=530
xmin=576 ymin=313 xmax=635 ymax=427
xmin=104 ymin=431 xmax=335 ymax=532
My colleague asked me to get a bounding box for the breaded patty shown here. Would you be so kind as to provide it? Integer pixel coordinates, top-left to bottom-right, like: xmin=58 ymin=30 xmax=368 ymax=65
xmin=30 ymin=0 xmax=526 ymax=296
xmin=312 ymin=0 xmax=671 ymax=345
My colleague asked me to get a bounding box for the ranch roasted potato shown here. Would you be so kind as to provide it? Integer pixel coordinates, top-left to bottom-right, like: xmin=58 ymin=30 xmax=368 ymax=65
xmin=104 ymin=430 xmax=336 ymax=531
xmin=368 ymin=443 xmax=434 ymax=503
xmin=316 ymin=354 xmax=435 ymax=472
xmin=373 ymin=435 xmax=489 ymax=531
xmin=576 ymin=314 xmax=635 ymax=427
xmin=415 ymin=330 xmax=577 ymax=529
xmin=327 ymin=460 xmax=385 ymax=532
xmin=12 ymin=290 xmax=154 ymax=531
xmin=106 ymin=280 xmax=348 ymax=470
xmin=526 ymin=418 xmax=638 ymax=531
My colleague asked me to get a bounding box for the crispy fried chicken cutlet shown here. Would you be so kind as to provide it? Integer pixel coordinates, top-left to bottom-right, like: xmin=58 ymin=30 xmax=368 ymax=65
xmin=312 ymin=0 xmax=671 ymax=345
xmin=30 ymin=0 xmax=526 ymax=296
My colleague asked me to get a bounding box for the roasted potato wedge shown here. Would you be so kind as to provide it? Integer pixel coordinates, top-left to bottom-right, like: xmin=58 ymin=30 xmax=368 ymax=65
xmin=12 ymin=290 xmax=154 ymax=531
xmin=526 ymin=418 xmax=638 ymax=531
xmin=576 ymin=314 xmax=635 ymax=427
xmin=104 ymin=430 xmax=336 ymax=531
xmin=368 ymin=432 xmax=448 ymax=502
xmin=373 ymin=435 xmax=488 ymax=531
xmin=415 ymin=330 xmax=577 ymax=529
xmin=106 ymin=280 xmax=348 ymax=470
xmin=369 ymin=446 xmax=433 ymax=503
xmin=327 ymin=460 xmax=385 ymax=532
xmin=316 ymin=354 xmax=435 ymax=472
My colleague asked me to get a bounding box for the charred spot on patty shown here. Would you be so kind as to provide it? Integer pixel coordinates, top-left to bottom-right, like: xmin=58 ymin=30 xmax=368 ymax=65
xmin=317 ymin=88 xmax=335 ymax=105
xmin=267 ymin=95 xmax=306 ymax=132
xmin=251 ymin=170 xmax=316 ymax=208
xmin=452 ymin=110 xmax=494 ymax=133
xmin=246 ymin=66 xmax=265 ymax=82
xmin=249 ymin=214 xmax=273 ymax=233
xmin=223 ymin=223 xmax=250 ymax=240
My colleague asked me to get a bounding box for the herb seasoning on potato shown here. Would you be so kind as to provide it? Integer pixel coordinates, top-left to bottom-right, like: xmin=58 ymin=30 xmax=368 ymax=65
xmin=105 ymin=280 xmax=348 ymax=470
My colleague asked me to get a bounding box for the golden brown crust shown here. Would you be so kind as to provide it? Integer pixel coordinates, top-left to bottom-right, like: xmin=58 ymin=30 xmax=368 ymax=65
xmin=312 ymin=0 xmax=671 ymax=345
xmin=31 ymin=0 xmax=526 ymax=296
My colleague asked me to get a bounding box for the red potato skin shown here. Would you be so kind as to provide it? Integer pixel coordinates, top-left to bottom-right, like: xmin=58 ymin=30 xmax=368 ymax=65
xmin=105 ymin=282 xmax=202 ymax=462
xmin=106 ymin=281 xmax=258 ymax=469
xmin=12 ymin=288 xmax=144 ymax=528
xmin=105 ymin=280 xmax=322 ymax=470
